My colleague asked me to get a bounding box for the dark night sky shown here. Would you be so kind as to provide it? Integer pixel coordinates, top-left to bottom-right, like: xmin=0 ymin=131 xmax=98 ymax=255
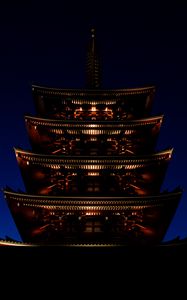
xmin=0 ymin=0 xmax=187 ymax=242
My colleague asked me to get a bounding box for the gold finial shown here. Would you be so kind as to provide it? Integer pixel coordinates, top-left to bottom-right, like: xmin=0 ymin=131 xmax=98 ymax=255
xmin=86 ymin=27 xmax=101 ymax=89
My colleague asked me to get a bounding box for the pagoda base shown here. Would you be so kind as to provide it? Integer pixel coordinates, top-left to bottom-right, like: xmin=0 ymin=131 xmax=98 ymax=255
xmin=1 ymin=237 xmax=187 ymax=276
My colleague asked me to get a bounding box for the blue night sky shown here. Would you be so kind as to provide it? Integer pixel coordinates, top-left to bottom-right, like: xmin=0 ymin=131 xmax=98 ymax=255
xmin=0 ymin=1 xmax=187 ymax=242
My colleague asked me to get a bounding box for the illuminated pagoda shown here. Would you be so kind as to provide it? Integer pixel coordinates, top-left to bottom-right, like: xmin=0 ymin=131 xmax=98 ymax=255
xmin=2 ymin=29 xmax=182 ymax=246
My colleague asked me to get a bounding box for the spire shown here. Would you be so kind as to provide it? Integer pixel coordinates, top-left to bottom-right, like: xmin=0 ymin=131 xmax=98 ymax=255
xmin=86 ymin=28 xmax=101 ymax=89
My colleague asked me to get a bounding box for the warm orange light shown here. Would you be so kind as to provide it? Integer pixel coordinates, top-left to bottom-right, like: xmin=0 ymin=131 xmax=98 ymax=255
xmin=31 ymin=224 xmax=50 ymax=236
xmin=50 ymin=164 xmax=61 ymax=169
xmin=87 ymin=172 xmax=100 ymax=176
xmin=52 ymin=148 xmax=63 ymax=154
xmin=85 ymin=212 xmax=98 ymax=216
xmin=33 ymin=171 xmax=46 ymax=180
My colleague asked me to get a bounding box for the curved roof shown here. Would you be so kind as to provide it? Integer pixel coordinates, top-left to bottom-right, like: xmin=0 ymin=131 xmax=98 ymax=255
xmin=0 ymin=239 xmax=126 ymax=247
xmin=15 ymin=148 xmax=173 ymax=166
xmin=25 ymin=115 xmax=163 ymax=129
xmin=32 ymin=84 xmax=156 ymax=97
xmin=4 ymin=189 xmax=182 ymax=209
xmin=0 ymin=236 xmax=187 ymax=247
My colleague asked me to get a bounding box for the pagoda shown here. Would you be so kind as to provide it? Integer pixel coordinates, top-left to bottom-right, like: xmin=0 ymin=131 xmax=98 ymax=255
xmin=1 ymin=29 xmax=182 ymax=246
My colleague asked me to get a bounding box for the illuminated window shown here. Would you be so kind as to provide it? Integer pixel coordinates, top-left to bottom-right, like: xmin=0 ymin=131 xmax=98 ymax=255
xmin=87 ymin=172 xmax=100 ymax=176
xmin=84 ymin=219 xmax=103 ymax=233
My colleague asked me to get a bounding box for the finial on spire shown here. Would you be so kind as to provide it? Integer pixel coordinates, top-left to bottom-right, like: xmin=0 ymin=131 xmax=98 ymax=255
xmin=91 ymin=28 xmax=95 ymax=38
xmin=86 ymin=28 xmax=101 ymax=89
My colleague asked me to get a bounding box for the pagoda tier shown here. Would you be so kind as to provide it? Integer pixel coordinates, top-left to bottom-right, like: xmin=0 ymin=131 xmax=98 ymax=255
xmin=32 ymin=85 xmax=155 ymax=120
xmin=15 ymin=149 xmax=172 ymax=196
xmin=25 ymin=115 xmax=163 ymax=155
xmin=4 ymin=189 xmax=182 ymax=245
